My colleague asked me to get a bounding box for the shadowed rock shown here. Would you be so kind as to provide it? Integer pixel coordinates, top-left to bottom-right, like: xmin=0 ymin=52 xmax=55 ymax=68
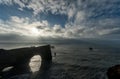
xmin=107 ymin=65 xmax=120 ymax=79
xmin=0 ymin=45 xmax=52 ymax=73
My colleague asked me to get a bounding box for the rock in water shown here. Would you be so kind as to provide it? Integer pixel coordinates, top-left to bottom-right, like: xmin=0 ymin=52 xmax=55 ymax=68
xmin=107 ymin=65 xmax=120 ymax=79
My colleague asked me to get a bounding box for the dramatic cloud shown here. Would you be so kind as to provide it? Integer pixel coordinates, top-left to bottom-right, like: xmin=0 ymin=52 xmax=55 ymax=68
xmin=0 ymin=0 xmax=120 ymax=42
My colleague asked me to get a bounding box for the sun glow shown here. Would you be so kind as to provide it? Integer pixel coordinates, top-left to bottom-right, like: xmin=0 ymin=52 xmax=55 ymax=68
xmin=31 ymin=28 xmax=40 ymax=36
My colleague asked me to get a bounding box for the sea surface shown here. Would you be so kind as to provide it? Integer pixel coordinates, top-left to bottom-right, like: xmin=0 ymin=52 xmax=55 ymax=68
xmin=0 ymin=43 xmax=120 ymax=79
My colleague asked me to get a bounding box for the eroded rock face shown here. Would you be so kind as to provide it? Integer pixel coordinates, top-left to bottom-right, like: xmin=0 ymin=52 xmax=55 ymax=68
xmin=107 ymin=65 xmax=120 ymax=79
xmin=0 ymin=45 xmax=52 ymax=72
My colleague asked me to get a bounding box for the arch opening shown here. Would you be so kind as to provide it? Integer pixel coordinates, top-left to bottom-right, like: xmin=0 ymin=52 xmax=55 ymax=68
xmin=29 ymin=55 xmax=42 ymax=73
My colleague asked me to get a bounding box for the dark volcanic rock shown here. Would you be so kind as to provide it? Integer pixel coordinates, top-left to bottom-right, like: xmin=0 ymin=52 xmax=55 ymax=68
xmin=89 ymin=47 xmax=93 ymax=51
xmin=107 ymin=65 xmax=120 ymax=79
xmin=0 ymin=45 xmax=52 ymax=73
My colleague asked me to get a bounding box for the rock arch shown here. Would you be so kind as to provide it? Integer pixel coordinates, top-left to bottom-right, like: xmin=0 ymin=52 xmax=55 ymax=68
xmin=0 ymin=45 xmax=52 ymax=72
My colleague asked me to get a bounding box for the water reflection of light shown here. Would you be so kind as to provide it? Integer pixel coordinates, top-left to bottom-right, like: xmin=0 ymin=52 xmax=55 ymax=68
xmin=2 ymin=66 xmax=14 ymax=72
xmin=29 ymin=55 xmax=41 ymax=73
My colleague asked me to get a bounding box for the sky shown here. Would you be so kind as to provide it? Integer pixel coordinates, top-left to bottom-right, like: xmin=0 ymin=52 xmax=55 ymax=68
xmin=0 ymin=0 xmax=120 ymax=43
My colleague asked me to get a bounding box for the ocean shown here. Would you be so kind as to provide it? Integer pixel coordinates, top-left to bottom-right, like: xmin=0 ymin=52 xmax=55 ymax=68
xmin=0 ymin=43 xmax=120 ymax=79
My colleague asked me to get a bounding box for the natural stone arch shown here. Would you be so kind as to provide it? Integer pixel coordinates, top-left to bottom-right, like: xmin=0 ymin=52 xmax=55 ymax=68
xmin=0 ymin=45 xmax=52 ymax=72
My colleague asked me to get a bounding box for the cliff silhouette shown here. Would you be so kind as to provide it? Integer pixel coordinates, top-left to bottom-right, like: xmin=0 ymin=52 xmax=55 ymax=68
xmin=0 ymin=45 xmax=52 ymax=75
